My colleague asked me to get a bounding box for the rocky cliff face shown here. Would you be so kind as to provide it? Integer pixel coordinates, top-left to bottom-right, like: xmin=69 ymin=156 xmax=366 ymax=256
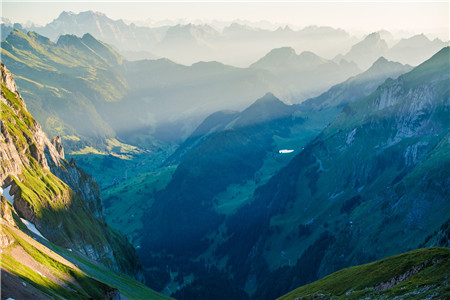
xmin=0 ymin=63 xmax=143 ymax=280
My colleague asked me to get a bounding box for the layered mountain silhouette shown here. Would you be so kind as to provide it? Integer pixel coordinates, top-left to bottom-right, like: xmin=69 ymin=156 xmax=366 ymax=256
xmin=20 ymin=11 xmax=356 ymax=66
xmin=300 ymin=56 xmax=412 ymax=111
xmin=137 ymin=48 xmax=449 ymax=299
xmin=386 ymin=33 xmax=448 ymax=66
xmin=339 ymin=32 xmax=389 ymax=70
xmin=1 ymin=29 xmax=361 ymax=151
xmin=2 ymin=12 xmax=448 ymax=299
xmin=219 ymin=47 xmax=450 ymax=299
xmin=339 ymin=32 xmax=447 ymax=70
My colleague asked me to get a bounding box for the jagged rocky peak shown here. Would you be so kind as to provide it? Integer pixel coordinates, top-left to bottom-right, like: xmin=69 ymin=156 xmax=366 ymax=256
xmin=1 ymin=63 xmax=63 ymax=181
xmin=1 ymin=63 xmax=104 ymax=217
xmin=58 ymin=10 xmax=76 ymax=20
xmin=51 ymin=136 xmax=65 ymax=159
xmin=1 ymin=62 xmax=20 ymax=95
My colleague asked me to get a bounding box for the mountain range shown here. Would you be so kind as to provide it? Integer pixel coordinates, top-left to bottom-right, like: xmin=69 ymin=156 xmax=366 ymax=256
xmin=5 ymin=11 xmax=445 ymax=69
xmin=338 ymin=32 xmax=447 ymax=70
xmin=1 ymin=11 xmax=448 ymax=299
xmin=21 ymin=11 xmax=356 ymax=66
xmin=132 ymin=47 xmax=449 ymax=298
xmin=100 ymin=51 xmax=413 ymax=253
xmin=1 ymin=29 xmax=360 ymax=152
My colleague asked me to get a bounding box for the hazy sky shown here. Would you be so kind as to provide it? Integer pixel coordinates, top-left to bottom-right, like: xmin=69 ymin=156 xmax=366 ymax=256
xmin=2 ymin=1 xmax=449 ymax=39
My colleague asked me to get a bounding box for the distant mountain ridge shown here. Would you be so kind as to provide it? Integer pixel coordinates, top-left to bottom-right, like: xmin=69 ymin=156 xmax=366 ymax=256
xmin=339 ymin=32 xmax=389 ymax=70
xmin=6 ymin=10 xmax=445 ymax=68
xmin=18 ymin=10 xmax=357 ymax=66
xmin=250 ymin=47 xmax=328 ymax=71
xmin=339 ymin=32 xmax=447 ymax=69
xmin=300 ymin=56 xmax=413 ymax=111
xmin=2 ymin=29 xmax=364 ymax=151
xmin=249 ymin=47 xmax=360 ymax=102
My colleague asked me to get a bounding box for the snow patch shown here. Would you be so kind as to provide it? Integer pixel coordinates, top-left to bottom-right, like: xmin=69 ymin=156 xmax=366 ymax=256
xmin=279 ymin=149 xmax=294 ymax=154
xmin=20 ymin=218 xmax=47 ymax=240
xmin=1 ymin=186 xmax=15 ymax=205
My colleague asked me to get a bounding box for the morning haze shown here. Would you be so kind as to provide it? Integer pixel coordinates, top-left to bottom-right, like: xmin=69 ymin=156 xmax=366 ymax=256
xmin=1 ymin=1 xmax=449 ymax=300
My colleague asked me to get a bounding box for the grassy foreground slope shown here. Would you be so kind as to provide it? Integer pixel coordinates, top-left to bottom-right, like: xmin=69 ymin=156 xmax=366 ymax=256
xmin=279 ymin=247 xmax=450 ymax=300
xmin=1 ymin=197 xmax=172 ymax=300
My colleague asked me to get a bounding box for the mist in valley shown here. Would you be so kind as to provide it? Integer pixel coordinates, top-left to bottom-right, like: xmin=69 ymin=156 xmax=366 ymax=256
xmin=1 ymin=2 xmax=449 ymax=299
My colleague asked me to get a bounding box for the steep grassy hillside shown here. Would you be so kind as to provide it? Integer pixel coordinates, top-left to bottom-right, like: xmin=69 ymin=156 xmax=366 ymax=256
xmin=0 ymin=63 xmax=147 ymax=285
xmin=1 ymin=196 xmax=171 ymax=300
xmin=279 ymin=247 xmax=450 ymax=300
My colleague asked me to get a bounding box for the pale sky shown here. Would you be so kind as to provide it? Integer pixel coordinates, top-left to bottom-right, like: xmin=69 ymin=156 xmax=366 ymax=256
xmin=2 ymin=1 xmax=449 ymax=39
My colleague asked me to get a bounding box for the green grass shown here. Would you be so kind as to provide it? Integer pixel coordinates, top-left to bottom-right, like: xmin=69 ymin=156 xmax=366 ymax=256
xmin=278 ymin=247 xmax=450 ymax=300
xmin=52 ymin=243 xmax=172 ymax=299
xmin=2 ymin=30 xmax=128 ymax=150
xmin=2 ymin=78 xmax=138 ymax=272
xmin=2 ymin=194 xmax=169 ymax=299
xmin=68 ymin=142 xmax=177 ymax=244
xmin=1 ymin=225 xmax=112 ymax=299
xmin=103 ymin=165 xmax=176 ymax=244
xmin=9 ymin=162 xmax=110 ymax=250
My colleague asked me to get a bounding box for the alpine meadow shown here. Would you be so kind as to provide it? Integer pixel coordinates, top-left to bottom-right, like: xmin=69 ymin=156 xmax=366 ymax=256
xmin=1 ymin=2 xmax=449 ymax=299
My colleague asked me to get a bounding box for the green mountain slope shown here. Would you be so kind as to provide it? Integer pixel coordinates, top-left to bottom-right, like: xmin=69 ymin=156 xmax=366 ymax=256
xmin=136 ymin=93 xmax=304 ymax=295
xmin=130 ymin=53 xmax=415 ymax=297
xmin=114 ymin=55 xmax=414 ymax=296
xmin=1 ymin=63 xmax=135 ymax=274
xmin=1 ymin=196 xmax=171 ymax=300
xmin=1 ymin=29 xmax=126 ymax=150
xmin=0 ymin=63 xmax=169 ymax=298
xmin=218 ymin=47 xmax=449 ymax=299
xmin=278 ymin=247 xmax=450 ymax=300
